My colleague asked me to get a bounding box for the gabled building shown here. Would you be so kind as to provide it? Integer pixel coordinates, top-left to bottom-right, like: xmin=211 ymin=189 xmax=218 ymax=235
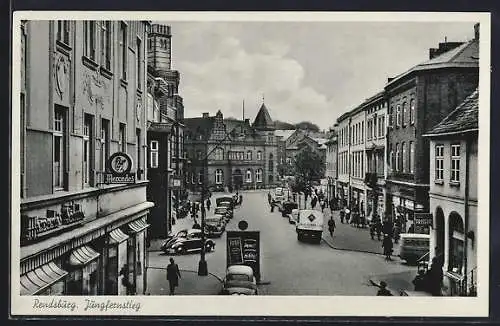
xmin=184 ymin=102 xmax=279 ymax=192
xmin=423 ymin=89 xmax=478 ymax=296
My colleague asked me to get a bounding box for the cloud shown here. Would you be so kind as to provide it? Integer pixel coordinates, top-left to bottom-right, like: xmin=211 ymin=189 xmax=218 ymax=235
xmin=177 ymin=35 xmax=335 ymax=129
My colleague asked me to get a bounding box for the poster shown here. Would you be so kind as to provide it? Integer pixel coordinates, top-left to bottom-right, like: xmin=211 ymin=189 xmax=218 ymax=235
xmin=226 ymin=231 xmax=261 ymax=282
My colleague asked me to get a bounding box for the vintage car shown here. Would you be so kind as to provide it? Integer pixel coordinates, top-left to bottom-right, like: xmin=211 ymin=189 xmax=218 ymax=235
xmin=221 ymin=265 xmax=258 ymax=295
xmin=399 ymin=233 xmax=430 ymax=265
xmin=288 ymin=208 xmax=300 ymax=224
xmin=279 ymin=201 xmax=298 ymax=217
xmin=213 ymin=206 xmax=231 ymax=222
xmin=216 ymin=196 xmax=236 ymax=210
xmin=161 ymin=229 xmax=215 ymax=255
xmin=205 ymin=215 xmax=225 ymax=237
xmin=215 ymin=204 xmax=233 ymax=219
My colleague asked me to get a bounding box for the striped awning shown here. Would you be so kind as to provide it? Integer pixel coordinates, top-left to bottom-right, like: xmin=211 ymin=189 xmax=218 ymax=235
xmin=20 ymin=261 xmax=68 ymax=295
xmin=108 ymin=228 xmax=129 ymax=245
xmin=68 ymin=245 xmax=100 ymax=267
xmin=124 ymin=219 xmax=149 ymax=234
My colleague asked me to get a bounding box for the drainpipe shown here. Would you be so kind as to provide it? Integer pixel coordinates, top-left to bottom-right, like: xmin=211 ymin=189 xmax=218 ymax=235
xmin=463 ymin=135 xmax=471 ymax=295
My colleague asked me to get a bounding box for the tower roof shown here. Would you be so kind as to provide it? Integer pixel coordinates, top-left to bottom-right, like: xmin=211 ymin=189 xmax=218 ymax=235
xmin=252 ymin=103 xmax=275 ymax=130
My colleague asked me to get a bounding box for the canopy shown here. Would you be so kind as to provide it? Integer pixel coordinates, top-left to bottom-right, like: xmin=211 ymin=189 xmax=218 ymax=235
xmin=68 ymin=245 xmax=100 ymax=267
xmin=20 ymin=261 xmax=68 ymax=295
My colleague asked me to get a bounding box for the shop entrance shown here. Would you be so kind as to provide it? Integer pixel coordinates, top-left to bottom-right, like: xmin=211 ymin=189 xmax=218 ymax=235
xmin=435 ymin=207 xmax=445 ymax=264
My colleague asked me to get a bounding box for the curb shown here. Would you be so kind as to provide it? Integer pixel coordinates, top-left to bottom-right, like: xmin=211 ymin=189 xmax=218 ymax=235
xmin=148 ymin=266 xmax=224 ymax=284
xmin=321 ymin=235 xmax=400 ymax=260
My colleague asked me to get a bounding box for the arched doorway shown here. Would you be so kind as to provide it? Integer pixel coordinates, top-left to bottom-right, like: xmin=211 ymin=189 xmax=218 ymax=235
xmin=448 ymin=212 xmax=465 ymax=275
xmin=233 ymin=169 xmax=243 ymax=191
xmin=435 ymin=207 xmax=445 ymax=264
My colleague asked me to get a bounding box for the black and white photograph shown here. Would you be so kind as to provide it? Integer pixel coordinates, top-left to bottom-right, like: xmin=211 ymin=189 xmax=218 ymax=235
xmin=10 ymin=11 xmax=490 ymax=317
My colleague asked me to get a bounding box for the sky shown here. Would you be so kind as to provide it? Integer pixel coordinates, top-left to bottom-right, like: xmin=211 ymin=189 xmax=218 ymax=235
xmin=166 ymin=21 xmax=476 ymax=130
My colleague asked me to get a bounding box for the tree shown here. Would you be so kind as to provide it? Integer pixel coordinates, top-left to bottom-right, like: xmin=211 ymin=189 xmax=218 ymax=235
xmin=292 ymin=147 xmax=325 ymax=192
xmin=274 ymin=120 xmax=296 ymax=130
xmin=294 ymin=121 xmax=320 ymax=132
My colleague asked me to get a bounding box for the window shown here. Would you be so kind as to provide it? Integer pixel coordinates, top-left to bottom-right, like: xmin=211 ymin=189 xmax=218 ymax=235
xmin=56 ymin=20 xmax=70 ymax=45
xmin=409 ymin=141 xmax=414 ymax=174
xmin=402 ymin=142 xmax=407 ymax=172
xmin=196 ymin=150 xmax=202 ymax=160
xmin=435 ymin=145 xmax=444 ymax=181
xmin=256 ymin=169 xmax=262 ymax=183
xmin=246 ymin=169 xmax=252 ymax=183
xmin=367 ymin=120 xmax=372 ymax=140
xmin=119 ymin=123 xmax=126 ymax=153
xmin=100 ymin=119 xmax=110 ymax=173
xmin=215 ymin=169 xmax=223 ymax=184
xmin=451 ymin=144 xmax=460 ymax=183
xmin=389 ymin=106 xmax=394 ymax=127
xmin=83 ymin=115 xmax=93 ymax=187
xmin=119 ymin=22 xmax=128 ymax=80
xmin=389 ymin=147 xmax=393 ymax=173
xmin=395 ymin=144 xmax=400 ymax=172
xmin=257 ymin=151 xmax=262 ymax=160
xmin=150 ymin=141 xmax=159 ymax=168
xmin=136 ymin=37 xmax=142 ymax=89
xmin=246 ymin=150 xmax=252 ymax=160
xmin=84 ymin=21 xmax=96 ymax=61
xmin=379 ymin=116 xmax=385 ymax=138
xmin=269 ymin=153 xmax=274 ymax=173
xmin=396 ymin=105 xmax=401 ymax=127
xmin=53 ymin=107 xmax=66 ymax=190
xmin=136 ymin=129 xmax=142 ymax=179
xmin=100 ymin=21 xmax=111 ymax=70
xmin=361 ymin=121 xmax=364 ymax=142
xmin=448 ymin=215 xmax=465 ymax=274
xmin=198 ymin=170 xmax=203 ymax=184
xmin=402 ymin=102 xmax=407 ymax=127
xmin=214 ymin=148 xmax=224 ymax=160
xmin=410 ymin=99 xmax=415 ymax=125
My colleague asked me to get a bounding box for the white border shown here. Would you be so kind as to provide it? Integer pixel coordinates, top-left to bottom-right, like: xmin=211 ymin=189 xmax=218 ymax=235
xmin=10 ymin=11 xmax=491 ymax=317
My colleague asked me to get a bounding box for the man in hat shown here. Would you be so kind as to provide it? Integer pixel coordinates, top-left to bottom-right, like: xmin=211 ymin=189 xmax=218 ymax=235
xmin=166 ymin=258 xmax=181 ymax=295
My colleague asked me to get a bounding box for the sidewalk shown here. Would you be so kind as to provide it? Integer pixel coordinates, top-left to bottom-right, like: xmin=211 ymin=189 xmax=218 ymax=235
xmin=146 ymin=267 xmax=223 ymax=295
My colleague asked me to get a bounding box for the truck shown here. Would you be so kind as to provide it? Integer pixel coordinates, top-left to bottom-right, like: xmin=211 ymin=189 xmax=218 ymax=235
xmin=296 ymin=209 xmax=324 ymax=243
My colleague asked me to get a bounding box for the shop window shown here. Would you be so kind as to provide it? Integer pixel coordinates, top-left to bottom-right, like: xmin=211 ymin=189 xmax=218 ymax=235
xmin=448 ymin=214 xmax=465 ymax=274
xmin=215 ymin=169 xmax=224 ymax=184
xmin=435 ymin=144 xmax=444 ymax=181
xmin=451 ymin=144 xmax=460 ymax=183
xmin=106 ymin=246 xmax=118 ymax=294
xmin=53 ymin=106 xmax=66 ymax=190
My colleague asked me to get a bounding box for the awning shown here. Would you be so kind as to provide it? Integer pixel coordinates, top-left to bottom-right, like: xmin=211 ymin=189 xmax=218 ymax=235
xmin=20 ymin=261 xmax=68 ymax=295
xmin=108 ymin=228 xmax=129 ymax=245
xmin=124 ymin=219 xmax=150 ymax=234
xmin=68 ymin=245 xmax=100 ymax=267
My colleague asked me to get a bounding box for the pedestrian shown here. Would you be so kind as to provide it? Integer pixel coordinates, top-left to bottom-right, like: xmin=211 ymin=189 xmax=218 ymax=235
xmin=382 ymin=234 xmax=393 ymax=261
xmin=339 ymin=209 xmax=345 ymax=224
xmin=393 ymin=221 xmax=401 ymax=244
xmin=426 ymin=257 xmax=444 ymax=296
xmin=239 ymin=194 xmax=243 ymax=205
xmin=328 ymin=217 xmax=336 ymax=237
xmin=206 ymin=198 xmax=211 ymax=211
xmin=376 ymin=281 xmax=393 ymax=296
xmin=320 ymin=199 xmax=326 ymax=212
xmin=329 ymin=197 xmax=335 ymax=214
xmin=166 ymin=258 xmax=181 ymax=295
xmin=311 ymin=196 xmax=318 ymax=209
xmin=268 ymin=192 xmax=272 ymax=205
xmin=375 ymin=218 xmax=383 ymax=240
xmin=345 ymin=207 xmax=351 ymax=224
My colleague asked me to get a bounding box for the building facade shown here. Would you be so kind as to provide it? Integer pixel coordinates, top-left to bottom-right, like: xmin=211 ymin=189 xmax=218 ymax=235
xmin=146 ymin=24 xmax=186 ymax=239
xmin=19 ymin=20 xmax=152 ymax=296
xmin=336 ymin=112 xmax=351 ymax=206
xmin=348 ymin=105 xmax=367 ymax=213
xmin=184 ymin=103 xmax=278 ymax=192
xmin=385 ymin=31 xmax=479 ymax=232
xmin=324 ymin=131 xmax=338 ymax=203
xmin=424 ymin=89 xmax=478 ymax=296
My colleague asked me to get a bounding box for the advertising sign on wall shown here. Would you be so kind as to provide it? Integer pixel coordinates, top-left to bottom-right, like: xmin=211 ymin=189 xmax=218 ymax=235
xmin=104 ymin=152 xmax=136 ymax=184
xmin=226 ymin=231 xmax=261 ymax=282
xmin=414 ymin=212 xmax=433 ymax=234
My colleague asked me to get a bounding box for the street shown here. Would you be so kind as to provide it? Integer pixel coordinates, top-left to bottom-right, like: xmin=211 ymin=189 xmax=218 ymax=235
xmin=147 ymin=190 xmax=416 ymax=295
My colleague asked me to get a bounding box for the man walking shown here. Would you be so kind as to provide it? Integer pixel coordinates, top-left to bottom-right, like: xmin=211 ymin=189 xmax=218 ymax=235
xmin=327 ymin=217 xmax=336 ymax=238
xmin=206 ymin=198 xmax=211 ymax=211
xmin=166 ymin=258 xmax=181 ymax=295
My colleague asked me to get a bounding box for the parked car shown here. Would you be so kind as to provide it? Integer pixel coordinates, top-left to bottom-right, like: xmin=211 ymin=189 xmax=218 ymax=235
xmin=288 ymin=208 xmax=299 ymax=224
xmin=214 ymin=206 xmax=231 ymax=222
xmin=399 ymin=233 xmax=430 ymax=265
xmin=221 ymin=265 xmax=258 ymax=295
xmin=205 ymin=215 xmax=225 ymax=237
xmin=216 ymin=196 xmax=236 ymax=210
xmin=215 ymin=204 xmax=233 ymax=219
xmin=280 ymin=201 xmax=298 ymax=217
xmin=161 ymin=229 xmax=216 ymax=255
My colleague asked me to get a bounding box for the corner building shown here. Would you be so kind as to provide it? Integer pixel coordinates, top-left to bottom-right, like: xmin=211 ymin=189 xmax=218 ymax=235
xmin=19 ymin=20 xmax=152 ymax=295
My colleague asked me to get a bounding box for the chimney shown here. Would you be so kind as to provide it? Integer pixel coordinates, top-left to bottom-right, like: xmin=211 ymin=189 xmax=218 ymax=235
xmin=474 ymin=23 xmax=480 ymax=40
xmin=202 ymin=112 xmax=209 ymax=118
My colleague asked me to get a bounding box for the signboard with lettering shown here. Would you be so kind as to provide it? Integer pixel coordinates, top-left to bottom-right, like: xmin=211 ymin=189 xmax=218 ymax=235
xmin=170 ymin=177 xmax=182 ymax=189
xmin=226 ymin=231 xmax=261 ymax=282
xmin=104 ymin=152 xmax=136 ymax=184
xmin=414 ymin=213 xmax=433 ymax=234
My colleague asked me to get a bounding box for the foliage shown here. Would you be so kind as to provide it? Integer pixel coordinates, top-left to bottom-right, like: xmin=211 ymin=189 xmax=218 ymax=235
xmin=294 ymin=121 xmax=320 ymax=132
xmin=291 ymin=147 xmax=325 ymax=192
xmin=274 ymin=120 xmax=296 ymax=130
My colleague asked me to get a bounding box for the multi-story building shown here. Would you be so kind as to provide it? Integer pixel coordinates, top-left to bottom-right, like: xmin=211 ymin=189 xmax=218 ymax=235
xmin=184 ymin=102 xmax=278 ymax=192
xmin=336 ymin=112 xmax=351 ymax=206
xmin=324 ymin=130 xmax=338 ymax=203
xmin=19 ymin=20 xmax=152 ymax=295
xmin=424 ymin=89 xmax=478 ymax=296
xmin=385 ymin=26 xmax=479 ymax=232
xmin=348 ymin=105 xmax=366 ymax=212
xmin=146 ymin=24 xmax=186 ymax=239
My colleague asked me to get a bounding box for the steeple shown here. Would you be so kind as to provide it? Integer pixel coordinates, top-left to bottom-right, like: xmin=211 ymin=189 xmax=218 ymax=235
xmin=252 ymin=101 xmax=275 ymax=131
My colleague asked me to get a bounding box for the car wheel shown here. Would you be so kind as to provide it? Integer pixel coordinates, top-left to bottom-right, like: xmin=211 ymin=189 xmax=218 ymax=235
xmin=206 ymin=243 xmax=213 ymax=252
xmin=297 ymin=234 xmax=302 ymax=241
xmin=176 ymin=246 xmax=185 ymax=255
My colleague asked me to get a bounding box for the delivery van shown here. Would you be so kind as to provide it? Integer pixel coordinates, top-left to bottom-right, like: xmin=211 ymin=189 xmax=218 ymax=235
xmin=296 ymin=209 xmax=324 ymax=243
xmin=399 ymin=233 xmax=430 ymax=265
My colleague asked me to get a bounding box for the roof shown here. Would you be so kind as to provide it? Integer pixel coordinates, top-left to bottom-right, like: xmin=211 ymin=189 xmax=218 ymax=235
xmin=424 ymin=89 xmax=478 ymax=137
xmin=253 ymin=103 xmax=275 ymax=130
xmin=387 ymin=39 xmax=479 ymax=88
xmin=184 ymin=117 xmax=215 ymax=137
xmin=274 ymin=129 xmax=295 ymax=141
xmin=227 ymin=265 xmax=254 ymax=275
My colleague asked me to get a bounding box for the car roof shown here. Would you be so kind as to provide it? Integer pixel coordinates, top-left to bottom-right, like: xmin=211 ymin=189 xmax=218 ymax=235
xmin=187 ymin=229 xmax=202 ymax=234
xmin=227 ymin=265 xmax=254 ymax=275
xmin=299 ymin=209 xmax=324 ymax=218
xmin=400 ymin=233 xmax=430 ymax=239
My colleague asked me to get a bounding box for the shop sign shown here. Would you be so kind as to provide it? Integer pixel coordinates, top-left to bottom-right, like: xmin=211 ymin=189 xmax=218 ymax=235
xmin=170 ymin=176 xmax=182 ymax=189
xmin=226 ymin=231 xmax=261 ymax=282
xmin=104 ymin=152 xmax=136 ymax=184
xmin=414 ymin=213 xmax=433 ymax=234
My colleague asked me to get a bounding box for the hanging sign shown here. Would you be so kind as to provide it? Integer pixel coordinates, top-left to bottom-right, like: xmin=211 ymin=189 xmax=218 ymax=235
xmin=104 ymin=152 xmax=136 ymax=184
xmin=414 ymin=213 xmax=433 ymax=234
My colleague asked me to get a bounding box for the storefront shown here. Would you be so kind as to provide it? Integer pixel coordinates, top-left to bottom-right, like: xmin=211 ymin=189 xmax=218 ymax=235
xmin=106 ymin=228 xmax=129 ymax=295
xmin=65 ymin=245 xmax=101 ymax=295
xmin=366 ymin=188 xmax=384 ymax=220
xmin=20 ymin=261 xmax=68 ymax=295
xmin=122 ymin=217 xmax=149 ymax=295
xmin=350 ymin=186 xmax=365 ymax=211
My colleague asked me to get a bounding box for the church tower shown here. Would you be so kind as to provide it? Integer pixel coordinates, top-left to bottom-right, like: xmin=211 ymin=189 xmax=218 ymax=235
xmin=148 ymin=24 xmax=172 ymax=73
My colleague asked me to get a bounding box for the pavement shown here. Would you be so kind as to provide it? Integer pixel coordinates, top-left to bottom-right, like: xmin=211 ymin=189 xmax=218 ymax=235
xmin=146 ymin=190 xmax=419 ymax=296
